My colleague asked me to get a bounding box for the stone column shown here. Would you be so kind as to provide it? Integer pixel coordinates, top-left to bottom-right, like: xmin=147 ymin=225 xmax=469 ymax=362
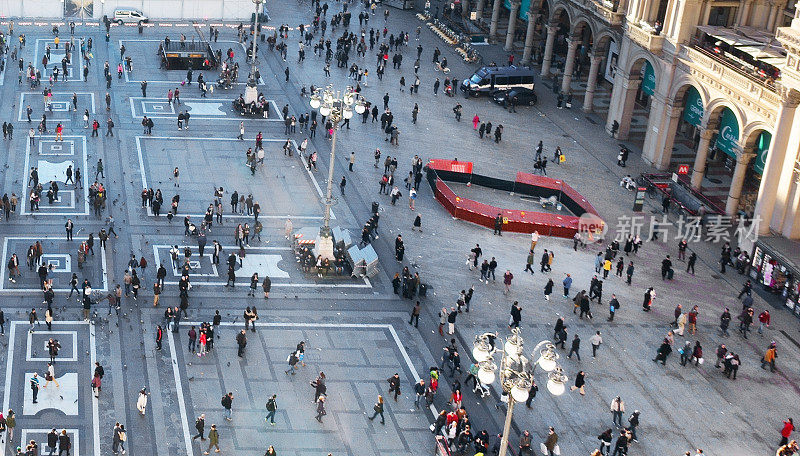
xmin=641 ymin=98 xmax=681 ymax=170
xmin=582 ymin=53 xmax=603 ymax=112
xmin=560 ymin=38 xmax=580 ymax=94
xmin=752 ymin=89 xmax=800 ymax=234
xmin=540 ymin=25 xmax=557 ymax=77
xmin=767 ymin=3 xmax=781 ymax=30
xmin=725 ymin=150 xmax=756 ymax=215
xmin=736 ymin=0 xmax=753 ymax=27
xmin=781 ymin=173 xmax=800 ymax=238
xmin=691 ymin=128 xmax=716 ymax=189
xmin=475 ymin=0 xmax=487 ymax=23
xmin=607 ymin=75 xmax=640 ymax=139
xmin=521 ymin=12 xmax=540 ymax=63
xmin=505 ymin=1 xmax=521 ymax=51
xmin=490 ymin=0 xmax=504 ymax=37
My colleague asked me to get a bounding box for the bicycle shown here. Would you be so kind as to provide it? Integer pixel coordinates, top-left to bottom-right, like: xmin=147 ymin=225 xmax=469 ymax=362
xmin=435 ymin=62 xmax=450 ymax=74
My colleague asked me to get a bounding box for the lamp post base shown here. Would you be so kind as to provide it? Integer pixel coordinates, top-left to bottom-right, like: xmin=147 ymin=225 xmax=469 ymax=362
xmin=244 ymin=82 xmax=258 ymax=105
xmin=316 ymin=226 xmax=335 ymax=260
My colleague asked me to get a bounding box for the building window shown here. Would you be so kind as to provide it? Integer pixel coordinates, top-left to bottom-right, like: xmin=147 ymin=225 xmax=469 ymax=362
xmin=708 ymin=7 xmax=735 ymax=26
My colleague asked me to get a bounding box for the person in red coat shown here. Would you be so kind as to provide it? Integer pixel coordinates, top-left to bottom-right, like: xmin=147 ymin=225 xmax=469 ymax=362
xmin=758 ymin=310 xmax=771 ymax=335
xmin=781 ymin=418 xmax=794 ymax=446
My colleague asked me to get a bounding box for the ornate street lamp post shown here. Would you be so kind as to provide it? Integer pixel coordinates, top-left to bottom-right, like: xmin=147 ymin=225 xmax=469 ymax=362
xmin=243 ymin=0 xmax=264 ymax=105
xmin=472 ymin=330 xmax=568 ymax=456
xmin=309 ymin=85 xmax=365 ymax=259
xmin=250 ymin=0 xmax=263 ymax=73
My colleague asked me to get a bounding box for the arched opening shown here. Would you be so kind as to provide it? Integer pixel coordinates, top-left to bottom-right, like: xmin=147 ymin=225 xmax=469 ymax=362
xmin=614 ymin=57 xmax=656 ymax=146
xmin=709 ymin=107 xmax=739 ymax=170
xmin=666 ymin=85 xmax=704 ymax=169
xmin=547 ymin=9 xmax=572 ymax=74
xmin=572 ymin=20 xmax=594 ymax=74
xmin=738 ymin=128 xmax=771 ymax=214
xmin=531 ymin=1 xmax=551 ymax=64
xmin=634 ymin=59 xmax=655 ymax=112
xmin=692 ymin=105 xmax=741 ymax=211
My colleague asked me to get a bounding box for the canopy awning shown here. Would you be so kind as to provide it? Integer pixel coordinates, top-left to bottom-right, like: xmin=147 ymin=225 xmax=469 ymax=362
xmin=696 ymin=25 xmax=785 ymax=77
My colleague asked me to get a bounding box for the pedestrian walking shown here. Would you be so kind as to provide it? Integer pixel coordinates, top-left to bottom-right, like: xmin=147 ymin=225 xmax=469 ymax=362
xmin=781 ymin=418 xmax=795 ymax=447
xmin=524 ymin=249 xmax=535 ymax=274
xmin=204 ymin=424 xmax=219 ymax=454
xmin=608 ymin=294 xmax=619 ymax=321
xmin=413 ymin=379 xmax=426 ymax=409
xmin=285 ymin=350 xmax=299 ymax=375
xmin=761 ymin=342 xmax=777 ymax=372
xmin=221 ymin=392 xmax=233 ymax=421
xmin=30 ymin=373 xmax=40 ymax=403
xmin=508 ymin=301 xmax=522 ymax=329
xmin=387 ymin=373 xmax=401 ymax=401
xmin=265 ymin=394 xmax=277 ymax=425
xmin=136 ymin=388 xmax=148 ymax=415
xmin=236 ymin=330 xmax=247 ymax=357
xmin=611 ymin=396 xmax=625 ymax=427
xmin=543 ymin=427 xmax=559 ymax=456
xmin=315 ymin=396 xmax=326 ymax=422
xmin=628 ymin=411 xmax=640 ymax=442
xmin=112 ymin=422 xmax=126 ymax=454
xmin=447 ymin=307 xmax=457 ymax=334
xmin=715 ymin=343 xmax=727 ymax=368
xmin=409 ymin=301 xmax=420 ymax=327
xmin=43 ymin=362 xmax=59 ymax=388
xmin=192 ymin=414 xmax=206 ymax=441
xmin=567 ymin=334 xmax=581 ymax=360
xmin=758 ymin=309 xmax=771 ymax=335
xmin=155 ymin=325 xmax=163 ymax=350
xmin=562 ymin=273 xmax=572 ymax=297
xmin=5 ymin=409 xmax=15 ymax=444
xmin=544 ymin=278 xmax=554 ymax=300
xmin=503 ymin=270 xmax=513 ymax=294
xmin=590 ymin=331 xmax=603 ymax=357
xmin=571 ymin=371 xmax=586 ymax=395
xmin=367 ymin=395 xmax=385 ymax=424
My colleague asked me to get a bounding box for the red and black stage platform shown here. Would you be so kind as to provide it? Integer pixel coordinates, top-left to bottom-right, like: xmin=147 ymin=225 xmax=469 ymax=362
xmin=424 ymin=159 xmax=602 ymax=239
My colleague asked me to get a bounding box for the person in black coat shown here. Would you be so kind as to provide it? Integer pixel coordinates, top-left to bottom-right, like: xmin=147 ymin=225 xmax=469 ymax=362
xmin=652 ymin=338 xmax=672 ymax=364
xmin=395 ymin=235 xmax=404 ymax=261
xmin=387 ymin=373 xmax=401 ymax=401
xmin=47 ymin=429 xmax=58 ymax=454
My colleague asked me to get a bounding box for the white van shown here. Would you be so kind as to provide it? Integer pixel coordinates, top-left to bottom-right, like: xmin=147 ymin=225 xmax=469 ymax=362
xmin=113 ymin=8 xmax=148 ymax=24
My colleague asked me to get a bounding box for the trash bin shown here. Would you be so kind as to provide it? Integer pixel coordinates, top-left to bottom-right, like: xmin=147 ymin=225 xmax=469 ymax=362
xmin=371 ymin=201 xmax=379 ymax=214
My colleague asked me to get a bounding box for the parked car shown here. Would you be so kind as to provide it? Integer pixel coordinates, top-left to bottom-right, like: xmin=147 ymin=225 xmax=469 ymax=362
xmin=492 ymin=88 xmax=537 ymax=106
xmin=113 ymin=8 xmax=148 ymax=24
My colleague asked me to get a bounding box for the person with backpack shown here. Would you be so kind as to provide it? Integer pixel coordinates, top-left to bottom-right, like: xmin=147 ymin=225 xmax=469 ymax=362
xmin=192 ymin=414 xmax=206 ymax=441
xmin=265 ymin=395 xmax=277 ymax=425
xmin=285 ymin=351 xmax=299 ymax=375
xmin=221 ymin=392 xmax=233 ymax=421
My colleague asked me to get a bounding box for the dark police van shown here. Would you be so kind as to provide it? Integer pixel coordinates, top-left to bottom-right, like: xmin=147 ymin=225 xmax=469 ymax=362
xmin=460 ymin=65 xmax=536 ymax=97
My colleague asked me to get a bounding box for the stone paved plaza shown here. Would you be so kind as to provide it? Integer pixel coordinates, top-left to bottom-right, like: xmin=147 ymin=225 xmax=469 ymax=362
xmin=0 ymin=2 xmax=797 ymax=456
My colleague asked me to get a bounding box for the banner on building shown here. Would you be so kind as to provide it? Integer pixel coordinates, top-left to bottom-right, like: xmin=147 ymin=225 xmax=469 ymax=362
xmin=504 ymin=0 xmax=532 ymax=20
xmin=753 ymin=131 xmax=771 ymax=175
xmin=682 ymin=86 xmax=703 ymax=127
xmin=715 ymin=107 xmax=740 ymax=158
xmin=604 ymin=40 xmax=619 ymax=84
xmin=641 ymin=61 xmax=656 ymax=96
